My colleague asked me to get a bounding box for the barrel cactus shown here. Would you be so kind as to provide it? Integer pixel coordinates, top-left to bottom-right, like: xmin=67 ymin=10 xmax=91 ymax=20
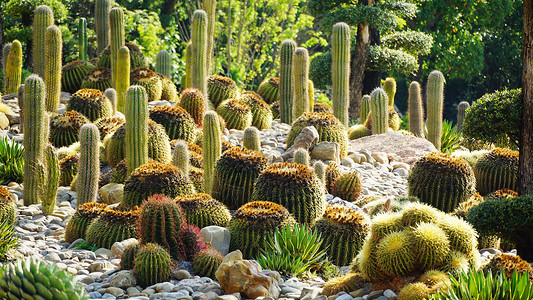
xmin=149 ymin=105 xmax=196 ymax=142
xmin=243 ymin=126 xmax=261 ymax=151
xmin=62 ymin=60 xmax=95 ymax=93
xmin=348 ymin=124 xmax=371 ymax=140
xmin=207 ymin=75 xmax=240 ymax=108
xmin=473 ymin=148 xmax=518 ymax=195
xmin=134 ymin=243 xmax=172 ymax=287
xmin=130 ymin=67 xmax=162 ymax=102
xmin=81 ymin=67 xmax=112 ymax=91
xmin=241 ymin=91 xmax=273 ymax=130
xmin=67 ymin=88 xmax=113 ymax=121
xmin=94 ymin=116 xmax=125 ymax=140
xmin=192 ymin=247 xmax=224 ymax=279
xmin=157 ymin=73 xmax=177 ymax=102
xmin=216 ymin=98 xmax=252 ymax=130
xmin=49 ymin=111 xmax=89 ymax=148
xmin=332 ymin=171 xmax=363 ymax=202
xmin=179 ymin=224 xmax=208 ymax=261
xmin=179 ymin=88 xmax=206 ymax=127
xmin=314 ymin=102 xmax=333 ymax=114
xmin=120 ymin=241 xmax=139 ymax=270
xmin=0 ymin=187 xmax=16 ymax=226
xmin=85 ymin=205 xmax=140 ymax=249
xmin=256 ymin=77 xmax=279 ymax=104
xmin=59 ymin=154 xmax=79 ymax=186
xmin=64 ymin=202 xmax=107 ymax=243
xmin=176 ymin=193 xmax=232 ymax=228
xmin=97 ymin=43 xmax=145 ymax=70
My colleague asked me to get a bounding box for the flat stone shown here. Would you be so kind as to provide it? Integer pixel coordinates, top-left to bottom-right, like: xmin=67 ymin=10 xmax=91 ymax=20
xmin=109 ymin=270 xmax=136 ymax=289
xmin=0 ymin=113 xmax=9 ymax=129
xmin=105 ymin=287 xmax=125 ymax=297
xmin=311 ymin=141 xmax=340 ymax=162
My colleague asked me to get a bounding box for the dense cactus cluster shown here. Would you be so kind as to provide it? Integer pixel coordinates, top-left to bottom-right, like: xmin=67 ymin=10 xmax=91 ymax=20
xmin=85 ymin=205 xmax=140 ymax=249
xmin=65 ymin=202 xmax=107 ymax=243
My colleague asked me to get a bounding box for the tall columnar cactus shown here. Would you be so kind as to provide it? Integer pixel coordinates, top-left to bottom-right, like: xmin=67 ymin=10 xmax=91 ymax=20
xmin=279 ymin=39 xmax=296 ymax=124
xmin=104 ymin=88 xmax=117 ymax=114
xmin=32 ymin=5 xmax=54 ymax=79
xmin=116 ymin=46 xmax=130 ymax=113
xmin=2 ymin=43 xmax=11 ymax=74
xmin=360 ymin=95 xmax=371 ymax=122
xmin=204 ymin=0 xmax=217 ymax=75
xmin=17 ymin=84 xmax=24 ymax=133
xmin=42 ymin=145 xmax=59 ymax=215
xmin=95 ymin=0 xmax=111 ymax=55
xmin=293 ymin=47 xmax=310 ymax=121
xmin=77 ymin=124 xmax=100 ymax=206
xmin=44 ymin=25 xmax=62 ymax=112
xmin=23 ymin=75 xmax=46 ymax=206
xmin=155 ymin=50 xmax=172 ymax=78
xmin=109 ymin=8 xmax=125 ymax=89
xmin=172 ymin=140 xmax=190 ymax=179
xmin=426 ymin=70 xmax=445 ymax=151
xmin=370 ymin=88 xmax=388 ymax=134
xmin=4 ymin=40 xmax=22 ymax=94
xmin=203 ymin=111 xmax=222 ymax=195
xmin=457 ymin=101 xmax=470 ymax=132
xmin=185 ymin=42 xmax=193 ymax=88
xmin=192 ymin=10 xmax=208 ymax=99
xmin=408 ymin=81 xmax=424 ymax=137
xmin=78 ymin=18 xmax=87 ymax=61
xmin=243 ymin=126 xmax=260 ymax=151
xmin=125 ymin=85 xmax=149 ymax=175
xmin=383 ymin=77 xmax=397 ymax=107
xmin=332 ymin=22 xmax=350 ymax=127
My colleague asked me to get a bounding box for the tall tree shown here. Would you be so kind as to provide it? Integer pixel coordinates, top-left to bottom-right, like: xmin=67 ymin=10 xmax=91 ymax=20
xmin=520 ymin=0 xmax=533 ymax=195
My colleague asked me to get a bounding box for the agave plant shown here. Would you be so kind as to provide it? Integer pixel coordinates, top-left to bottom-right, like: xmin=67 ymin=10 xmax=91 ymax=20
xmin=0 ymin=137 xmax=23 ymax=184
xmin=0 ymin=219 xmax=18 ymax=261
xmin=429 ymin=268 xmax=533 ymax=300
xmin=424 ymin=120 xmax=462 ymax=154
xmin=256 ymin=224 xmax=328 ymax=277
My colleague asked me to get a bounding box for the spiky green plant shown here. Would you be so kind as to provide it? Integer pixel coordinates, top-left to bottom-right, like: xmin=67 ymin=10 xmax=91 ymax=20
xmin=216 ymin=98 xmax=252 ymax=130
xmin=78 ymin=18 xmax=87 ymax=61
xmin=207 ymin=75 xmax=240 ymax=108
xmin=313 ymin=161 xmax=326 ymax=183
xmin=179 ymin=88 xmax=206 ymax=126
xmin=98 ymin=43 xmax=145 ymax=70
xmin=191 ymin=10 xmax=208 ymax=97
xmin=134 ymin=243 xmax=172 ymax=287
xmin=314 ymin=102 xmax=333 ymax=114
xmin=104 ymin=88 xmax=117 ymax=114
xmin=240 ymin=91 xmax=273 ymax=130
xmin=42 ymin=145 xmax=59 ymax=215
xmin=325 ymin=162 xmax=342 ymax=193
xmin=61 ymin=60 xmax=94 ymax=93
xmin=279 ymin=40 xmax=296 ymax=124
xmin=256 ymin=77 xmax=279 ymax=104
xmin=204 ymin=0 xmax=217 ymax=75
xmin=2 ymin=43 xmax=11 ymax=76
xmin=119 ymin=241 xmax=139 ymax=270
xmin=0 ymin=187 xmax=16 ymax=226
xmin=44 ymin=25 xmax=62 ymax=112
xmin=293 ymin=47 xmax=310 ymax=121
xmin=68 ymin=88 xmax=113 ymax=121
xmin=116 ymin=46 xmax=130 ymax=113
xmin=439 ymin=120 xmax=462 ymax=154
xmin=81 ymin=67 xmax=112 ymax=92
xmin=0 ymin=137 xmax=23 ymax=185
xmin=457 ymin=101 xmax=470 ymax=132
xmin=179 ymin=224 xmax=208 ymax=260
xmin=370 ymin=87 xmax=388 ymax=134
xmin=171 ymin=140 xmax=189 ymax=178
xmin=158 ymin=73 xmax=177 ymax=102
xmin=155 ymin=50 xmax=172 ymax=78
xmin=85 ymin=206 xmax=140 ymax=249
xmin=95 ymin=0 xmax=111 ymax=55
xmin=409 ymin=81 xmax=424 ymax=137
xmin=149 ymin=105 xmax=196 ymax=142
xmin=76 ymin=124 xmax=100 ymax=206
xmin=192 ymin=247 xmax=223 ymax=279
xmin=65 ymin=202 xmax=108 ymax=243
xmin=360 ymin=95 xmax=371 ymax=123
xmin=383 ymin=77 xmax=396 ymax=107
xmin=49 ymin=111 xmax=89 ymax=148
xmin=176 ymin=193 xmax=232 ymax=228
xmin=59 ymin=154 xmax=78 ymax=186
xmin=348 ymin=124 xmax=371 ymax=140
xmin=243 ymin=126 xmax=261 ymax=151
xmin=473 ymin=148 xmax=518 ymax=195
xmin=0 ymin=219 xmax=18 ymax=261
xmin=331 ymin=23 xmax=350 ymax=127
xmin=32 ymin=5 xmax=54 ymax=79
xmin=95 ymin=116 xmax=124 ymax=140
xmin=293 ymin=148 xmax=309 ymax=165
xmin=130 ymin=67 xmax=162 ymax=102
xmin=426 ymin=70 xmax=445 ymax=151
xmin=185 ymin=41 xmax=193 ymax=88
xmin=4 ymin=40 xmax=22 ymax=95
xmin=321 ymin=273 xmax=366 ymax=296
xmin=203 ymin=111 xmax=222 ymax=195
xmin=125 ymin=85 xmax=148 ymax=175
xmin=332 ymin=171 xmax=362 ymax=202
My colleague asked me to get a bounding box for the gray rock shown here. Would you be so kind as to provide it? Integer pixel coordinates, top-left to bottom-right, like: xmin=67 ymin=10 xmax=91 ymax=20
xmin=311 ymin=141 xmax=340 ymax=162
xmin=282 ymin=126 xmax=319 ymax=160
xmin=335 ymin=293 xmax=354 ymax=300
xmin=109 ymin=270 xmax=137 ymax=289
xmin=99 ymin=183 xmax=124 ymax=204
xmin=201 ymin=226 xmax=230 ymax=256
xmin=173 ymin=269 xmax=192 ymax=280
xmin=383 ymin=289 xmax=397 ymax=300
xmin=300 ymin=287 xmax=322 ymax=300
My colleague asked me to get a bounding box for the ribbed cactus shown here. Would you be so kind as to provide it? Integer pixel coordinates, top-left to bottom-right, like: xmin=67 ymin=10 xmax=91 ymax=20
xmin=279 ymin=40 xmax=296 ymax=124
xmin=155 ymin=50 xmax=172 ymax=78
xmin=204 ymin=0 xmax=217 ymax=75
xmin=2 ymin=43 xmax=11 ymax=75
xmin=23 ymin=75 xmax=46 ymax=206
xmin=383 ymin=77 xmax=396 ymax=107
xmin=78 ymin=18 xmax=87 ymax=61
xmin=17 ymin=84 xmax=24 ymax=133
xmin=313 ymin=160 xmax=326 ymax=183
xmin=77 ymin=124 xmax=100 ymax=206
xmin=4 ymin=40 xmax=22 ymax=95
xmin=243 ymin=126 xmax=260 ymax=151
xmin=293 ymin=47 xmax=310 ymax=121
xmin=203 ymin=111 xmax=222 ymax=195
xmin=44 ymin=25 xmax=62 ymax=112
xmin=134 ymin=243 xmax=172 ymax=287
xmin=185 ymin=42 xmax=192 ymax=88
xmin=370 ymin=88 xmax=388 ymax=134
xmin=293 ymin=148 xmax=309 ymax=165
xmin=360 ymin=95 xmax=371 ymax=123
xmin=104 ymin=88 xmax=117 ymax=115
xmin=95 ymin=0 xmax=111 ymax=55
xmin=332 ymin=22 xmax=350 ymax=127
xmin=32 ymin=5 xmax=54 ymax=79
xmin=192 ymin=10 xmax=208 ymax=99
xmin=42 ymin=145 xmax=59 ymax=215
xmin=172 ymin=140 xmax=190 ymax=179
xmin=116 ymin=46 xmax=130 ymax=113
xmin=408 ymin=81 xmax=424 ymax=137
xmin=125 ymin=85 xmax=149 ymax=175
xmin=109 ymin=8 xmax=125 ymax=89
xmin=457 ymin=101 xmax=470 ymax=132
xmin=426 ymin=70 xmax=445 ymax=151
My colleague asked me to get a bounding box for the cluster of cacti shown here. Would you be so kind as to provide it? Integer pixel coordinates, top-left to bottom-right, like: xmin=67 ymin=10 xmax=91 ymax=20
xmin=158 ymin=73 xmax=178 ymax=102
xmin=286 ymin=112 xmax=349 ymax=158
xmin=364 ymin=106 xmax=400 ymax=132
xmin=229 ymin=201 xmax=296 ymax=258
xmin=279 ymin=40 xmax=296 ymax=124
xmin=203 ymin=111 xmax=222 ymax=195
xmin=98 ymin=43 xmax=145 ymax=70
xmin=81 ymin=67 xmax=112 ymax=91
xmin=486 ymin=253 xmax=533 ymax=280
xmin=293 ymin=148 xmax=309 ymax=165
xmin=44 ymin=25 xmax=62 ymax=112
xmin=426 ymin=70 xmax=445 ymax=150
xmin=180 ymin=224 xmax=208 ymax=260
xmin=192 ymin=247 xmax=224 ymax=279
xmin=0 ymin=258 xmax=88 ymax=299
xmin=77 ymin=124 xmax=100 ymax=206
xmin=293 ymin=47 xmax=310 ymax=121
xmin=33 ymin=5 xmax=54 ymax=79
xmin=331 ymin=23 xmax=350 ymax=127
xmin=137 ymin=194 xmax=187 ymax=259
xmin=332 ymin=171 xmax=363 ymax=202
xmin=122 ymin=161 xmax=195 ymax=209
xmin=252 ymin=162 xmax=325 ymax=224
xmin=134 ymin=243 xmax=172 ymax=287
xmin=313 ymin=205 xmax=370 ymax=266
xmin=85 ymin=205 xmax=140 ymax=249
xmin=120 ymin=241 xmax=139 ymax=270
xmin=241 ymin=91 xmax=273 ymax=130
xmin=314 ymin=102 xmax=333 ymax=114
xmin=243 ymin=126 xmax=261 ymax=151
xmin=321 ymin=273 xmax=366 ymax=296
xmin=130 ymin=67 xmax=162 ymax=102
xmin=94 ymin=116 xmax=125 ymax=140
xmin=408 ymin=152 xmax=476 ymax=212
xmin=212 ymin=147 xmax=268 ymax=210
xmin=473 ymin=148 xmax=518 ymax=195
xmin=176 ymin=193 xmax=232 ymax=228
xmin=408 ymin=81 xmax=424 ymax=136
xmin=191 ymin=10 xmax=208 ymax=97
xmin=216 ymin=98 xmax=252 ymax=130
xmin=0 ymin=187 xmax=16 ymax=225
xmin=149 ymin=106 xmax=196 ymax=142
xmin=61 ymin=60 xmax=95 ymax=93
xmin=179 ymin=88 xmax=206 ymax=127
xmin=64 ymin=202 xmax=107 ymax=243
xmin=348 ymin=124 xmax=371 ymax=140
xmin=207 ymin=75 xmax=240 ymax=107
xmin=59 ymin=154 xmax=79 ymax=186
xmin=256 ymin=77 xmax=279 ymax=104
xmin=49 ymin=111 xmax=89 ymax=148
xmin=4 ymin=40 xmax=22 ymax=95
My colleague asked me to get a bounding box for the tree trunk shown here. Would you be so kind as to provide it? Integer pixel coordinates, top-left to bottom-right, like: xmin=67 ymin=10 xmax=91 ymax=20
xmin=519 ymin=0 xmax=533 ymax=196
xmin=349 ymin=23 xmax=370 ymax=120
xmin=161 ymin=0 xmax=178 ymax=27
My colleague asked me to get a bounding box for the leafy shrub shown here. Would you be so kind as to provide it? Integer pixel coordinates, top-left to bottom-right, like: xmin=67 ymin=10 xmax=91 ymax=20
xmin=0 ymin=138 xmax=23 ymax=185
xmin=0 ymin=219 xmax=18 ymax=261
xmin=74 ymin=241 xmax=98 ymax=252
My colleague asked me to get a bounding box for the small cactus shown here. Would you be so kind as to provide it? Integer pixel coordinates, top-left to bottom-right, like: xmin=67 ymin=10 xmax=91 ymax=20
xmin=2 ymin=43 xmax=11 ymax=75
xmin=370 ymin=88 xmax=388 ymax=134
xmin=193 ymin=247 xmax=224 ymax=279
xmin=42 ymin=145 xmax=60 ymax=215
xmin=4 ymin=40 xmax=22 ymax=94
xmin=120 ymin=241 xmax=139 ymax=270
xmin=116 ymin=46 xmax=130 ymax=113
xmin=180 ymin=224 xmax=208 ymax=261
xmin=134 ymin=243 xmax=172 ymax=287
xmin=204 ymin=0 xmax=217 ymax=76
xmin=313 ymin=160 xmax=326 ymax=183
xmin=172 ymin=140 xmax=190 ymax=179
xmin=155 ymin=50 xmax=172 ymax=79
xmin=426 ymin=70 xmax=445 ymax=150
xmin=104 ymin=88 xmax=117 ymax=114
xmin=293 ymin=47 xmax=310 ymax=121
xmin=408 ymin=81 xmax=424 ymax=136
xmin=332 ymin=22 xmax=350 ymax=127
xmin=185 ymin=42 xmax=193 ymax=88
xmin=243 ymin=126 xmax=261 ymax=151
xmin=383 ymin=77 xmax=396 ymax=107
xmin=360 ymin=95 xmax=371 ymax=123
xmin=293 ymin=148 xmax=309 ymax=165
xmin=279 ymin=40 xmax=296 ymax=124
xmin=77 ymin=124 xmax=100 ymax=206
xmin=179 ymin=88 xmax=206 ymax=127
xmin=44 ymin=25 xmax=62 ymax=112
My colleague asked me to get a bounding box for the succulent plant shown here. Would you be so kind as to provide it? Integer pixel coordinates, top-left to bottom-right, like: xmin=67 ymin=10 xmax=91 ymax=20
xmin=293 ymin=47 xmax=310 ymax=121
xmin=134 ymin=243 xmax=172 ymax=287
xmin=228 ymin=201 xmax=296 ymax=258
xmin=32 ymin=5 xmax=54 ymax=79
xmin=243 ymin=126 xmax=261 ymax=151
xmin=59 ymin=154 xmax=79 ymax=186
xmin=325 ymin=162 xmax=343 ymax=193
xmin=364 ymin=107 xmax=401 ymax=132
xmin=212 ymin=146 xmax=269 ymax=210
xmin=256 ymin=77 xmax=279 ymax=104
xmin=331 ymin=23 xmax=350 ymax=127
xmin=332 ymin=171 xmax=362 ymax=202
xmin=77 ymin=124 xmax=100 ymax=206
xmin=109 ymin=159 xmax=128 ymax=184
xmin=191 ymin=10 xmax=208 ymax=97
xmin=157 ymin=73 xmax=178 ymax=102
xmin=95 ymin=0 xmax=110 ymax=55
xmin=408 ymin=152 xmax=476 ymax=213
xmin=359 ymin=95 xmax=371 ymax=123
xmin=279 ymin=40 xmax=296 ymax=124
xmin=398 ymin=282 xmax=430 ymax=300
xmin=116 ymin=46 xmax=130 ymax=113
xmin=0 ymin=258 xmax=88 ymax=299
xmin=456 ymin=101 xmax=470 ymax=132
xmin=321 ymin=273 xmax=366 ymax=296
xmin=176 ymin=193 xmax=232 ymax=228
xmin=179 ymin=88 xmax=206 ymax=127
xmin=130 ymin=67 xmax=162 ymax=102
xmin=171 ymin=140 xmax=189 ymax=178
xmin=207 ymin=75 xmax=240 ymax=108
xmin=81 ymin=67 xmax=112 ymax=91
xmin=203 ymin=111 xmax=222 ymax=195
xmin=314 ymin=102 xmax=333 ymax=114
xmin=252 ymin=162 xmax=325 ymax=224
xmin=0 ymin=186 xmax=16 ymax=226
xmin=119 ymin=241 xmax=139 ymax=270
xmin=64 ymin=202 xmax=107 ymax=243
xmin=49 ymin=111 xmax=89 ymax=148
xmin=241 ymin=91 xmax=273 ymax=130
xmin=67 ymin=88 xmax=113 ymax=122
xmin=487 ymin=253 xmax=533 ymax=280
xmin=473 ymin=148 xmax=518 ymax=195
xmin=180 ymin=224 xmax=208 ymax=261
xmin=155 ymin=50 xmax=172 ymax=78
xmin=270 ymin=101 xmax=280 ymax=120
xmin=408 ymin=81 xmax=424 ymax=136
xmin=138 ymin=194 xmax=187 ymax=259
xmin=313 ymin=161 xmax=326 ymax=183
xmin=85 ymin=205 xmax=140 ymax=249
xmin=293 ymin=148 xmax=309 ymax=165
xmin=78 ymin=18 xmax=87 ymax=61
xmin=109 ymin=7 xmax=125 ymax=89
xmin=122 ymin=161 xmax=195 ymax=209
xmin=348 ymin=124 xmax=371 ymax=140
xmin=192 ymin=247 xmax=224 ymax=279
xmin=149 ymin=105 xmax=196 ymax=142
xmin=4 ymin=40 xmax=22 ymax=95
xmin=369 ymin=88 xmax=389 ymax=134
xmin=44 ymin=25 xmax=62 ymax=112
xmin=94 ymin=116 xmax=125 ymax=140
xmin=426 ymin=70 xmax=445 ymax=150
xmin=97 ymin=43 xmax=146 ymax=70
xmin=412 ymin=222 xmax=451 ymax=269
xmin=61 ymin=60 xmax=95 ymax=93
xmin=383 ymin=77 xmax=397 ymax=107
xmin=216 ymin=98 xmax=252 ymax=130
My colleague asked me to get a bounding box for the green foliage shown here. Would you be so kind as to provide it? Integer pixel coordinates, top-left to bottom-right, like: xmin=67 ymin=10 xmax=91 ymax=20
xmin=381 ymin=31 xmax=433 ymax=57
xmin=257 ymin=224 xmax=328 ymax=278
xmin=0 ymin=138 xmax=23 ymax=185
xmin=0 ymin=219 xmax=18 ymax=261
xmin=368 ymin=45 xmax=418 ymax=76
xmin=439 ymin=120 xmax=462 ymax=154
xmin=74 ymin=241 xmax=98 ymax=252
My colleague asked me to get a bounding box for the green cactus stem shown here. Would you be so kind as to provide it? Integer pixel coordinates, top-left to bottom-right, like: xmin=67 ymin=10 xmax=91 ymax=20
xmin=104 ymin=88 xmax=117 ymax=115
xmin=77 ymin=124 xmax=100 ymax=206
xmin=95 ymin=0 xmax=111 ymax=55
xmin=45 ymin=25 xmax=62 ymax=112
xmin=109 ymin=8 xmax=125 ymax=89
xmin=360 ymin=95 xmax=371 ymax=123
xmin=155 ymin=50 xmax=172 ymax=79
xmin=457 ymin=101 xmax=470 ymax=132
xmin=203 ymin=111 xmax=222 ymax=195
xmin=192 ymin=10 xmax=208 ymax=99
xmin=383 ymin=77 xmax=396 ymax=107
xmin=179 ymin=87 xmax=206 ymax=127
xmin=125 ymin=85 xmax=148 ymax=175
xmin=4 ymin=40 xmax=22 ymax=95
xmin=172 ymin=140 xmax=190 ymax=179
xmin=293 ymin=47 xmax=310 ymax=121
xmin=116 ymin=46 xmax=130 ymax=113
xmin=279 ymin=40 xmax=296 ymax=124
xmin=332 ymin=22 xmax=350 ymax=127
xmin=78 ymin=18 xmax=87 ymax=61
xmin=42 ymin=145 xmax=60 ymax=215
xmin=17 ymin=84 xmax=24 ymax=133
xmin=185 ymin=42 xmax=193 ymax=88
xmin=408 ymin=81 xmax=424 ymax=137
xmin=293 ymin=148 xmax=309 ymax=165
xmin=204 ymin=0 xmax=217 ymax=75
xmin=32 ymin=5 xmax=54 ymax=79
xmin=243 ymin=126 xmax=260 ymax=151
xmin=2 ymin=43 xmax=11 ymax=75
xmin=426 ymin=70 xmax=445 ymax=151
xmin=370 ymin=88 xmax=388 ymax=134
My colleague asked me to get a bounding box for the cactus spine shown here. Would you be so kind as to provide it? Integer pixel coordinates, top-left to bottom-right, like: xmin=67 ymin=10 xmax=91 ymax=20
xmin=280 ymin=40 xmax=296 ymax=124
xmin=125 ymin=86 xmax=149 ymax=175
xmin=192 ymin=10 xmax=208 ymax=99
xmin=32 ymin=5 xmax=54 ymax=79
xmin=2 ymin=43 xmax=11 ymax=74
xmin=42 ymin=145 xmax=59 ymax=215
xmin=155 ymin=50 xmax=172 ymax=78
xmin=172 ymin=140 xmax=190 ymax=179
xmin=204 ymin=0 xmax=217 ymax=75
xmin=110 ymin=8 xmax=125 ymax=89
xmin=116 ymin=46 xmax=130 ymax=113
xmin=370 ymin=88 xmax=388 ymax=134
xmin=293 ymin=47 xmax=310 ymax=121
xmin=77 ymin=124 xmax=100 ymax=206
xmin=408 ymin=81 xmax=424 ymax=137
xmin=457 ymin=101 xmax=470 ymax=132
xmin=185 ymin=42 xmax=193 ymax=88
xmin=95 ymin=0 xmax=111 ymax=55
xmin=4 ymin=40 xmax=22 ymax=94
xmin=360 ymin=95 xmax=371 ymax=123
xmin=332 ymin=22 xmax=350 ymax=127
xmin=243 ymin=126 xmax=260 ymax=151
xmin=23 ymin=75 xmax=46 ymax=205
xmin=44 ymin=25 xmax=62 ymax=112
xmin=426 ymin=71 xmax=445 ymax=151
xmin=383 ymin=77 xmax=396 ymax=107
xmin=78 ymin=18 xmax=87 ymax=61
xmin=203 ymin=111 xmax=222 ymax=195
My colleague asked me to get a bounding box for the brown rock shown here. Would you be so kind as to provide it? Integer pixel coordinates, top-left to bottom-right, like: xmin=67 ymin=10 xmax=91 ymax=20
xmin=98 ymin=183 xmax=124 ymax=204
xmin=0 ymin=113 xmax=9 ymax=130
xmin=282 ymin=126 xmax=319 ymax=160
